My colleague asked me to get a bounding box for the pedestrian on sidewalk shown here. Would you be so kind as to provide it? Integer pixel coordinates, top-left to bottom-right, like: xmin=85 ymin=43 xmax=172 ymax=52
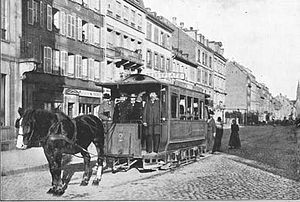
xmin=228 ymin=119 xmax=241 ymax=149
xmin=212 ymin=117 xmax=224 ymax=153
xmin=206 ymin=110 xmax=216 ymax=153
xmin=15 ymin=107 xmax=26 ymax=149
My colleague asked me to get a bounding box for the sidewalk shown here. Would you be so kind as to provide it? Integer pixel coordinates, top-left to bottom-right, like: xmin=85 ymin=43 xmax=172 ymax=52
xmin=1 ymin=145 xmax=98 ymax=176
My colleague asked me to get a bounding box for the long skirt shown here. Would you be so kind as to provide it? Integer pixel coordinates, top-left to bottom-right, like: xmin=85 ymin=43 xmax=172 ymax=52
xmin=229 ymin=132 xmax=241 ymax=149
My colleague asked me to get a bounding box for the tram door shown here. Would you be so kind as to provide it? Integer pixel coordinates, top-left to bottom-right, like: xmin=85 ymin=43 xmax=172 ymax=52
xmin=159 ymin=86 xmax=168 ymax=152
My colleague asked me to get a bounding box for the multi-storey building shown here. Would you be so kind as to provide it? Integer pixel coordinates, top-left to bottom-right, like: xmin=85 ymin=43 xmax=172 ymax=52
xmin=225 ymin=61 xmax=252 ymax=124
xmin=142 ymin=10 xmax=173 ymax=76
xmin=105 ymin=0 xmax=145 ymax=81
xmin=0 ymin=0 xmax=22 ymax=150
xmin=208 ymin=41 xmax=226 ymax=120
xmin=20 ymin=0 xmax=105 ymax=117
xmin=275 ymin=94 xmax=294 ymax=121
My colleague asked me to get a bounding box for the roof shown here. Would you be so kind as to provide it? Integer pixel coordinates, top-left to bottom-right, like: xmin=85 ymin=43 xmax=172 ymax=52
xmin=96 ymin=74 xmax=167 ymax=88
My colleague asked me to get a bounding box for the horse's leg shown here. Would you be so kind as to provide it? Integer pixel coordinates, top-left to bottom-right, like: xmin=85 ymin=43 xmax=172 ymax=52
xmin=44 ymin=149 xmax=64 ymax=195
xmin=80 ymin=151 xmax=91 ymax=186
xmin=92 ymin=140 xmax=104 ymax=186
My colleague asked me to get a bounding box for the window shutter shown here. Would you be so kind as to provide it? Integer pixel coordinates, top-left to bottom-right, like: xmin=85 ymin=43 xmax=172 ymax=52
xmin=77 ymin=18 xmax=82 ymax=41
xmin=28 ymin=0 xmax=34 ymax=25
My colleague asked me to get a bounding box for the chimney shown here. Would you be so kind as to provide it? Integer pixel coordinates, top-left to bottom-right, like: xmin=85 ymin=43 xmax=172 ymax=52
xmin=145 ymin=7 xmax=151 ymax=12
xmin=172 ymin=17 xmax=177 ymax=25
xmin=180 ymin=22 xmax=184 ymax=29
xmin=151 ymin=12 xmax=157 ymax=17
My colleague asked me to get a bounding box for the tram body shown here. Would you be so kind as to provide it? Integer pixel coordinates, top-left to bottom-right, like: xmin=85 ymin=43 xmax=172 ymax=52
xmin=98 ymin=74 xmax=208 ymax=170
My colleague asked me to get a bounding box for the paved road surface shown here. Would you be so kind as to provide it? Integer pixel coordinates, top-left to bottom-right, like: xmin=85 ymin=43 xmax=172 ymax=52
xmin=1 ymin=153 xmax=299 ymax=200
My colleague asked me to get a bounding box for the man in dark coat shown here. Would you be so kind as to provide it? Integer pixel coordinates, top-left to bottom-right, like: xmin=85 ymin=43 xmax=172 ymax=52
xmin=143 ymin=92 xmax=160 ymax=153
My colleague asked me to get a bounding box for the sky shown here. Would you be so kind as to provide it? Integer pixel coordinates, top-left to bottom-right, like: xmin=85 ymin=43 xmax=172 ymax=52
xmin=143 ymin=0 xmax=300 ymax=100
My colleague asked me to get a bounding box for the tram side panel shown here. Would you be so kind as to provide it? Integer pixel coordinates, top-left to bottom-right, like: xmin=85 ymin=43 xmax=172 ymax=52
xmin=168 ymin=120 xmax=207 ymax=151
xmin=105 ymin=123 xmax=142 ymax=158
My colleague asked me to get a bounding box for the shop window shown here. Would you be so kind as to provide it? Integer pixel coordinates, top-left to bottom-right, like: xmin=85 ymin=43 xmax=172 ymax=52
xmin=179 ymin=95 xmax=186 ymax=120
xmin=171 ymin=93 xmax=178 ymax=119
xmin=0 ymin=74 xmax=5 ymax=126
xmin=79 ymin=103 xmax=93 ymax=115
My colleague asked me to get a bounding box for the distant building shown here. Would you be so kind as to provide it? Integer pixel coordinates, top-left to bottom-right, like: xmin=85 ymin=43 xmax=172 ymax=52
xmin=274 ymin=94 xmax=294 ymax=121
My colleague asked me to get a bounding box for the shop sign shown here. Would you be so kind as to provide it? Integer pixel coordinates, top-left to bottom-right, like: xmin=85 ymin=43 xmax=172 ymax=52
xmin=145 ymin=72 xmax=185 ymax=80
xmin=78 ymin=90 xmax=101 ymax=98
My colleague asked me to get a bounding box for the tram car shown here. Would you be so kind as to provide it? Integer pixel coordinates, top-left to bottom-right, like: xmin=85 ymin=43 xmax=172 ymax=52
xmin=97 ymin=74 xmax=209 ymax=171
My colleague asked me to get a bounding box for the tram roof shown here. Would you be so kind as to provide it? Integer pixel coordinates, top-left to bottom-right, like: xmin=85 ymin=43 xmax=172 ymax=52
xmin=96 ymin=74 xmax=168 ymax=88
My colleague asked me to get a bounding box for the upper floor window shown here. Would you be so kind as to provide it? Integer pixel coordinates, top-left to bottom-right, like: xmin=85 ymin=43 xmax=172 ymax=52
xmin=60 ymin=50 xmax=68 ymax=76
xmin=40 ymin=1 xmax=44 ymax=27
xmin=68 ymin=53 xmax=75 ymax=76
xmin=0 ymin=74 xmax=6 ymax=126
xmin=166 ymin=58 xmax=171 ymax=72
xmin=67 ymin=14 xmax=75 ymax=39
xmin=154 ymin=53 xmax=159 ymax=70
xmin=137 ymin=14 xmax=142 ymax=30
xmin=28 ymin=0 xmax=34 ymax=25
xmin=146 ymin=49 xmax=152 ymax=68
xmin=123 ymin=5 xmax=129 ymax=22
xmin=154 ymin=27 xmax=159 ymax=43
xmin=131 ymin=9 xmax=135 ymax=26
xmin=107 ymin=0 xmax=114 ymax=16
xmin=1 ymin=0 xmax=8 ymax=40
xmin=94 ymin=60 xmax=101 ymax=80
xmin=197 ymin=50 xmax=201 ymax=63
xmin=53 ymin=49 xmax=60 ymax=74
xmin=44 ymin=46 xmax=52 ymax=73
xmin=75 ymin=55 xmax=82 ymax=78
xmin=46 ymin=5 xmax=52 ymax=31
xmin=116 ymin=1 xmax=122 ymax=19
xmin=209 ymin=56 xmax=212 ymax=68
xmin=146 ymin=22 xmax=152 ymax=40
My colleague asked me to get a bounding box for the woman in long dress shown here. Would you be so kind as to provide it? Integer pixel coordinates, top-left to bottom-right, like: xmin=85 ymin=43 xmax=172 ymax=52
xmin=229 ymin=119 xmax=241 ymax=149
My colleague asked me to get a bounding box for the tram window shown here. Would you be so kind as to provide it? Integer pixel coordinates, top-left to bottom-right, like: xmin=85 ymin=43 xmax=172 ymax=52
xmin=179 ymin=95 xmax=186 ymax=120
xmin=171 ymin=93 xmax=178 ymax=118
xmin=199 ymin=101 xmax=204 ymax=119
xmin=187 ymin=97 xmax=192 ymax=120
xmin=193 ymin=98 xmax=199 ymax=120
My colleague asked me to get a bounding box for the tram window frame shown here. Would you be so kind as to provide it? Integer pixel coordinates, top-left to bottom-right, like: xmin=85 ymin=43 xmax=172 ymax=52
xmin=199 ymin=101 xmax=204 ymax=119
xmin=193 ymin=98 xmax=199 ymax=120
xmin=187 ymin=96 xmax=193 ymax=120
xmin=179 ymin=95 xmax=186 ymax=120
xmin=171 ymin=93 xmax=178 ymax=119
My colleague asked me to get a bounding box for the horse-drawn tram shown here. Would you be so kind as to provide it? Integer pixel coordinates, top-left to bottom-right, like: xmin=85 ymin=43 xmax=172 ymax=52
xmin=97 ymin=74 xmax=209 ymax=172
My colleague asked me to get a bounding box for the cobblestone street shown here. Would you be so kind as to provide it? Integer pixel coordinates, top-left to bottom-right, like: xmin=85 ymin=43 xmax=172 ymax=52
xmin=1 ymin=153 xmax=299 ymax=200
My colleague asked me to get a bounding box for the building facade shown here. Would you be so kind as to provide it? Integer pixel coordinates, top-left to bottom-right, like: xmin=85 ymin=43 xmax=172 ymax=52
xmin=142 ymin=10 xmax=173 ymax=76
xmin=1 ymin=0 xmax=22 ymax=150
xmin=20 ymin=0 xmax=105 ymax=117
xmin=105 ymin=0 xmax=145 ymax=81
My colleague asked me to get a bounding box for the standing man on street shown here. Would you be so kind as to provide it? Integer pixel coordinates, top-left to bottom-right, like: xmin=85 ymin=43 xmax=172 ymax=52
xmin=212 ymin=117 xmax=224 ymax=153
xmin=206 ymin=110 xmax=216 ymax=153
xmin=143 ymin=92 xmax=160 ymax=154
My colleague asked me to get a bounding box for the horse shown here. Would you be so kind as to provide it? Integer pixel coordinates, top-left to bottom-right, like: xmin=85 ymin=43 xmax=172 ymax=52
xmin=20 ymin=109 xmax=105 ymax=196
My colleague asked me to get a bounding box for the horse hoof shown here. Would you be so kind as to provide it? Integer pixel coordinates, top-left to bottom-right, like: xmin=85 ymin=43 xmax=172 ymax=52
xmin=92 ymin=179 xmax=100 ymax=186
xmin=80 ymin=181 xmax=88 ymax=186
xmin=54 ymin=190 xmax=65 ymax=196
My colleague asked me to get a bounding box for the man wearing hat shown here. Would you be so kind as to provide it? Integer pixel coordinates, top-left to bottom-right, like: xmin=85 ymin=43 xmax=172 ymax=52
xmin=98 ymin=93 xmax=113 ymax=121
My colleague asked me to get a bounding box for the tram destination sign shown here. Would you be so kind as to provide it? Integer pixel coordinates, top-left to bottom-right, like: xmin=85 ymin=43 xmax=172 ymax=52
xmin=145 ymin=72 xmax=185 ymax=80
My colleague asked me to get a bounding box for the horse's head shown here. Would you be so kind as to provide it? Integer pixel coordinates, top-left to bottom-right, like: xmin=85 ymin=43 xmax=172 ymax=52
xmin=20 ymin=109 xmax=58 ymax=148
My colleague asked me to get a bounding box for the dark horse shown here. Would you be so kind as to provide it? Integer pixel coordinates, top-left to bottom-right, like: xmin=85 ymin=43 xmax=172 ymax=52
xmin=20 ymin=109 xmax=105 ymax=195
